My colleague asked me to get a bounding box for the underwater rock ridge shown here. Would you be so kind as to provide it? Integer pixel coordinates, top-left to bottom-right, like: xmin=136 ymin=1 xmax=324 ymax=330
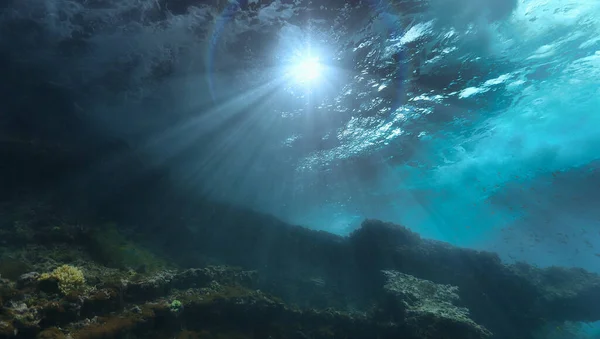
xmin=157 ymin=205 xmax=600 ymax=338
xmin=379 ymin=270 xmax=492 ymax=339
xmin=0 ymin=264 xmax=492 ymax=339
xmin=348 ymin=220 xmax=600 ymax=337
xmin=2 ymin=197 xmax=600 ymax=338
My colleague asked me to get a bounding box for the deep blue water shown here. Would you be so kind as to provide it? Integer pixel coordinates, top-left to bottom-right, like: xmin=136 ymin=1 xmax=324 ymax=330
xmin=1 ymin=0 xmax=599 ymax=277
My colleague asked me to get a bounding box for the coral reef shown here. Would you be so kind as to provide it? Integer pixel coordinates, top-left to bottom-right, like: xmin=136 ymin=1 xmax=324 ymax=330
xmin=1 ymin=200 xmax=600 ymax=338
xmin=379 ymin=270 xmax=491 ymax=339
xmin=38 ymin=265 xmax=85 ymax=295
xmin=0 ymin=263 xmax=411 ymax=339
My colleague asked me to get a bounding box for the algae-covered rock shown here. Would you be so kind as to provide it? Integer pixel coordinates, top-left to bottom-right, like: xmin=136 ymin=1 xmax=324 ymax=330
xmin=381 ymin=270 xmax=492 ymax=339
xmin=0 ymin=278 xmax=18 ymax=307
xmin=172 ymin=267 xmax=258 ymax=290
xmin=511 ymin=263 xmax=600 ymax=323
xmin=17 ymin=273 xmax=40 ymax=290
xmin=36 ymin=327 xmax=66 ymax=339
xmin=85 ymin=223 xmax=168 ymax=273
xmin=0 ymin=321 xmax=16 ymax=339
xmin=0 ymin=258 xmax=32 ymax=282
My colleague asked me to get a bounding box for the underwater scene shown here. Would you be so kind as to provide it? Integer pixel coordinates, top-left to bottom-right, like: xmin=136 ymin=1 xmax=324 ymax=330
xmin=1 ymin=0 xmax=600 ymax=338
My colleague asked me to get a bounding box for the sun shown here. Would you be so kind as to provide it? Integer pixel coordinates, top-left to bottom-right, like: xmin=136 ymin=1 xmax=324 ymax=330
xmin=287 ymin=55 xmax=323 ymax=84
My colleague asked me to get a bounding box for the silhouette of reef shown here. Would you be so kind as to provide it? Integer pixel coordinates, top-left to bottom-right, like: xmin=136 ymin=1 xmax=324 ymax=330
xmin=1 ymin=197 xmax=600 ymax=339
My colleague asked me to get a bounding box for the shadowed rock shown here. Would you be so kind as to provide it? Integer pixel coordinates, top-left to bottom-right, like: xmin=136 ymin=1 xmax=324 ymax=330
xmin=143 ymin=206 xmax=600 ymax=339
xmin=510 ymin=263 xmax=600 ymax=322
xmin=3 ymin=191 xmax=600 ymax=339
xmin=348 ymin=220 xmax=600 ymax=338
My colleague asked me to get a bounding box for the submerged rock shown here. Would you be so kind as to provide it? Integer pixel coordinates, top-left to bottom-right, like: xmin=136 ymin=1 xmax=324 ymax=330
xmin=0 ymin=261 xmax=500 ymax=339
xmin=380 ymin=270 xmax=491 ymax=339
xmin=2 ymin=199 xmax=600 ymax=339
xmin=510 ymin=263 xmax=600 ymax=323
xmin=16 ymin=272 xmax=39 ymax=289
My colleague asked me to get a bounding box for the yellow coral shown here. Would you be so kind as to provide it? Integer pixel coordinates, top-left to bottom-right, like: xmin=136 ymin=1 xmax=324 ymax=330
xmin=39 ymin=265 xmax=85 ymax=294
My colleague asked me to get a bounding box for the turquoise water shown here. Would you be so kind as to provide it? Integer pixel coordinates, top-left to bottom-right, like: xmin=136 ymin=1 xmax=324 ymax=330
xmin=2 ymin=0 xmax=599 ymax=273
xmin=209 ymin=0 xmax=600 ymax=272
